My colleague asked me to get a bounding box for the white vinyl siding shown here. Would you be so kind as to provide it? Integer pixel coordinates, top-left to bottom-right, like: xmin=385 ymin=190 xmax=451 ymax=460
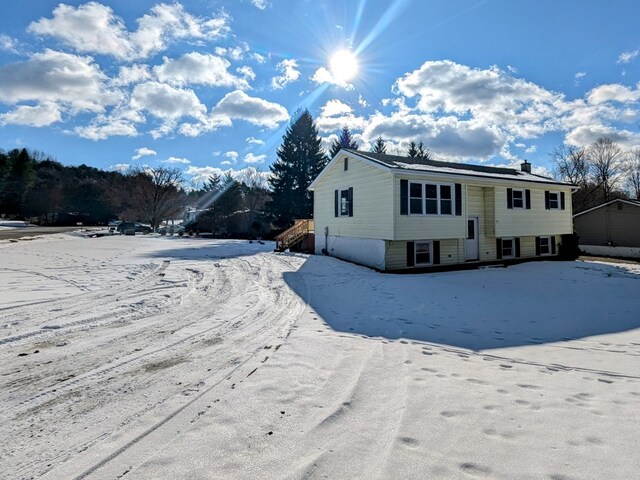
xmin=495 ymin=187 xmax=572 ymax=237
xmin=385 ymin=239 xmax=460 ymax=270
xmin=313 ymin=153 xmax=393 ymax=240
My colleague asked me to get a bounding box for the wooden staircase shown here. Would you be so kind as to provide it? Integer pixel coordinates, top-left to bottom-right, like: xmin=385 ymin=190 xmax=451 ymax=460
xmin=275 ymin=219 xmax=314 ymax=252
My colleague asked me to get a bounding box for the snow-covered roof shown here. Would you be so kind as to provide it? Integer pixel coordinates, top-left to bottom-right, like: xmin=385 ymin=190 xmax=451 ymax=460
xmin=349 ymin=150 xmax=573 ymax=186
xmin=573 ymin=198 xmax=640 ymax=218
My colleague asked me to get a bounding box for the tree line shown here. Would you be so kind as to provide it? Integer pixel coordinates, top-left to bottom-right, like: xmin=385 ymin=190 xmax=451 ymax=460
xmin=551 ymin=137 xmax=640 ymax=212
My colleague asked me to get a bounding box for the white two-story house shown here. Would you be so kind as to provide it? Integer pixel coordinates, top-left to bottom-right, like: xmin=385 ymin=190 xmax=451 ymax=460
xmin=308 ymin=149 xmax=574 ymax=271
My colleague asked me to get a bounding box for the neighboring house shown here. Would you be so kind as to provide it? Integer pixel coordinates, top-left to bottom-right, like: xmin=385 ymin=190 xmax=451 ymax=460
xmin=573 ymin=199 xmax=640 ymax=257
xmin=308 ymin=149 xmax=574 ymax=271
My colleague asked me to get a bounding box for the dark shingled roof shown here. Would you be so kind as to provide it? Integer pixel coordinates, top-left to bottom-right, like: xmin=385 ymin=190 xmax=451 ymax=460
xmin=347 ymin=150 xmax=519 ymax=176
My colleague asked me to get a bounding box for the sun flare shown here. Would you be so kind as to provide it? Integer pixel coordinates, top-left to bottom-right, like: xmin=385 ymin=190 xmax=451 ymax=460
xmin=329 ymin=49 xmax=359 ymax=82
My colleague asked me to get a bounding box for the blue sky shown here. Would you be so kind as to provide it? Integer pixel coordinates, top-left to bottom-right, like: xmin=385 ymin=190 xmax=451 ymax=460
xmin=1 ymin=0 xmax=639 ymax=186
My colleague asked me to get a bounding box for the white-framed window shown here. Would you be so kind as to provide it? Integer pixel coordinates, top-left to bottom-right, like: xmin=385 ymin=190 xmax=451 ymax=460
xmin=511 ymin=189 xmax=525 ymax=209
xmin=502 ymin=237 xmax=515 ymax=259
xmin=408 ymin=181 xmax=455 ymax=216
xmin=539 ymin=236 xmax=551 ymax=255
xmin=339 ymin=188 xmax=350 ymax=216
xmin=415 ymin=240 xmax=433 ymax=265
xmin=548 ymin=191 xmax=560 ymax=209
xmin=409 ymin=182 xmax=423 ymax=214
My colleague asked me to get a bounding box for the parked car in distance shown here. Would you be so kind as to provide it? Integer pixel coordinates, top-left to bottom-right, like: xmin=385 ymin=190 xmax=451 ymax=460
xmin=158 ymin=224 xmax=185 ymax=236
xmin=116 ymin=222 xmax=152 ymax=235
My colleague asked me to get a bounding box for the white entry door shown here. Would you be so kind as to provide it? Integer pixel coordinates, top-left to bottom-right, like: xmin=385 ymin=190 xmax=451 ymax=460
xmin=465 ymin=217 xmax=479 ymax=261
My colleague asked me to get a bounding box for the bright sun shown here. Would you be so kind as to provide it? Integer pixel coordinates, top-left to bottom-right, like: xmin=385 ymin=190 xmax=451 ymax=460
xmin=330 ymin=49 xmax=359 ymax=82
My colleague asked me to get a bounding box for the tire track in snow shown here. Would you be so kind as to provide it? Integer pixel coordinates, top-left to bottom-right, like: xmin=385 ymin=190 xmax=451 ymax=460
xmin=6 ymin=249 xmax=309 ymax=480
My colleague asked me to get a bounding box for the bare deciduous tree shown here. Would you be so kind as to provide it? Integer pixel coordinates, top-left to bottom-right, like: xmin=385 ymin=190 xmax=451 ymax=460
xmin=127 ymin=167 xmax=185 ymax=231
xmin=626 ymin=148 xmax=640 ymax=200
xmin=586 ymin=137 xmax=624 ymax=201
xmin=551 ymin=145 xmax=588 ymax=186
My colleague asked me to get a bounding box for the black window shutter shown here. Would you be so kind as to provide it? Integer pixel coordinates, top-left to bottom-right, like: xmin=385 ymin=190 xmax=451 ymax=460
xmin=551 ymin=236 xmax=556 ymax=255
xmin=433 ymin=241 xmax=440 ymax=265
xmin=406 ymin=241 xmax=415 ymax=267
xmin=560 ymin=192 xmax=565 ymax=210
xmin=515 ymin=237 xmax=521 ymax=258
xmin=507 ymin=188 xmax=513 ymax=209
xmin=344 ymin=158 xmax=348 ymax=171
xmin=455 ymin=184 xmax=462 ymax=216
xmin=545 ymin=191 xmax=550 ymax=210
xmin=348 ymin=187 xmax=354 ymax=217
xmin=535 ymin=237 xmax=541 ymax=256
xmin=400 ymin=179 xmax=408 ymax=215
xmin=525 ymin=190 xmax=531 ymax=209
xmin=496 ymin=238 xmax=503 ymax=259
xmin=334 ymin=190 xmax=338 ymax=217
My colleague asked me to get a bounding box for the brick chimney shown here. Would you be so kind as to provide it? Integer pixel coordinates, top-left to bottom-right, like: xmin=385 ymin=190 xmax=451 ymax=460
xmin=521 ymin=160 xmax=531 ymax=173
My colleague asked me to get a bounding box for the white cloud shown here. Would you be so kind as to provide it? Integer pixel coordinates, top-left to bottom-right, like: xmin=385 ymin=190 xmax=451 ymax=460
xmin=252 ymin=0 xmax=268 ymax=9
xmin=246 ymin=136 xmax=265 ymax=145
xmin=358 ymin=95 xmax=369 ymax=108
xmin=317 ymin=99 xmax=366 ymax=133
xmin=244 ymin=153 xmax=266 ymax=164
xmin=617 ymin=49 xmax=639 ymax=64
xmin=212 ymin=90 xmax=289 ymax=128
xmin=0 ymin=49 xmax=118 ymax=113
xmin=131 ymin=81 xmax=206 ymax=121
xmin=28 ymin=2 xmax=133 ymax=59
xmin=0 ymin=34 xmax=19 ymax=54
xmin=587 ymin=83 xmax=640 ymax=104
xmin=321 ymin=99 xmax=352 ymax=117
xmin=565 ymin=124 xmax=640 ymax=150
xmin=214 ymin=44 xmax=249 ymax=61
xmin=74 ymin=121 xmax=139 ymax=141
xmin=132 ymin=147 xmax=157 ymax=160
xmin=311 ymin=66 xmax=354 ymax=90
xmin=110 ymin=163 xmax=130 ymax=172
xmin=225 ymin=151 xmax=239 ymax=160
xmin=28 ymin=2 xmax=230 ymax=61
xmin=163 ymin=156 xmax=191 ymax=164
xmin=575 ymin=72 xmax=587 ymax=80
xmin=0 ymin=103 xmax=62 ymax=127
xmin=252 ymin=53 xmax=267 ymax=64
xmin=112 ymin=64 xmax=152 ymax=86
xmin=271 ymin=59 xmax=300 ymax=89
xmin=237 ymin=66 xmax=256 ymax=81
xmin=220 ymin=160 xmax=232 ymax=166
xmin=154 ymin=52 xmax=250 ymax=89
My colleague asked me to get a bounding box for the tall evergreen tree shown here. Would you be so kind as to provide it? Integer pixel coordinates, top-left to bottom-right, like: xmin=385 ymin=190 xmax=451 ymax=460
xmin=329 ymin=125 xmax=358 ymax=158
xmin=406 ymin=141 xmax=419 ymax=158
xmin=372 ymin=136 xmax=387 ymax=154
xmin=417 ymin=141 xmax=432 ymax=160
xmin=268 ymin=110 xmax=327 ymax=228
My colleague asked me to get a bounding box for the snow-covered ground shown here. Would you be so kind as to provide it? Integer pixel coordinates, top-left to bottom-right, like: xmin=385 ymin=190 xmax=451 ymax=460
xmin=1 ymin=235 xmax=639 ymax=479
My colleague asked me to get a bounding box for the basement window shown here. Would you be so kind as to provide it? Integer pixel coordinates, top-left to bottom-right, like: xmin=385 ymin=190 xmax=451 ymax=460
xmin=415 ymin=241 xmax=433 ymax=265
xmin=502 ymin=238 xmax=515 ymax=259
xmin=539 ymin=236 xmax=551 ymax=255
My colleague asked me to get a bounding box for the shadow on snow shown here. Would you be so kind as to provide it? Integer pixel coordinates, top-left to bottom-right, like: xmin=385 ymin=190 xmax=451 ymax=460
xmin=283 ymin=255 xmax=640 ymax=351
xmin=140 ymin=238 xmax=275 ymax=261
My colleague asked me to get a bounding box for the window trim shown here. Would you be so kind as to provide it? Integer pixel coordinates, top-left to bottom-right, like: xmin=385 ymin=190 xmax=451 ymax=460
xmin=547 ymin=191 xmax=560 ymax=210
xmin=511 ymin=188 xmax=525 ymax=210
xmin=407 ymin=181 xmax=456 ymax=216
xmin=501 ymin=237 xmax=515 ymax=259
xmin=414 ymin=240 xmax=433 ymax=266
xmin=539 ymin=236 xmax=551 ymax=256
xmin=338 ymin=188 xmax=350 ymax=217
